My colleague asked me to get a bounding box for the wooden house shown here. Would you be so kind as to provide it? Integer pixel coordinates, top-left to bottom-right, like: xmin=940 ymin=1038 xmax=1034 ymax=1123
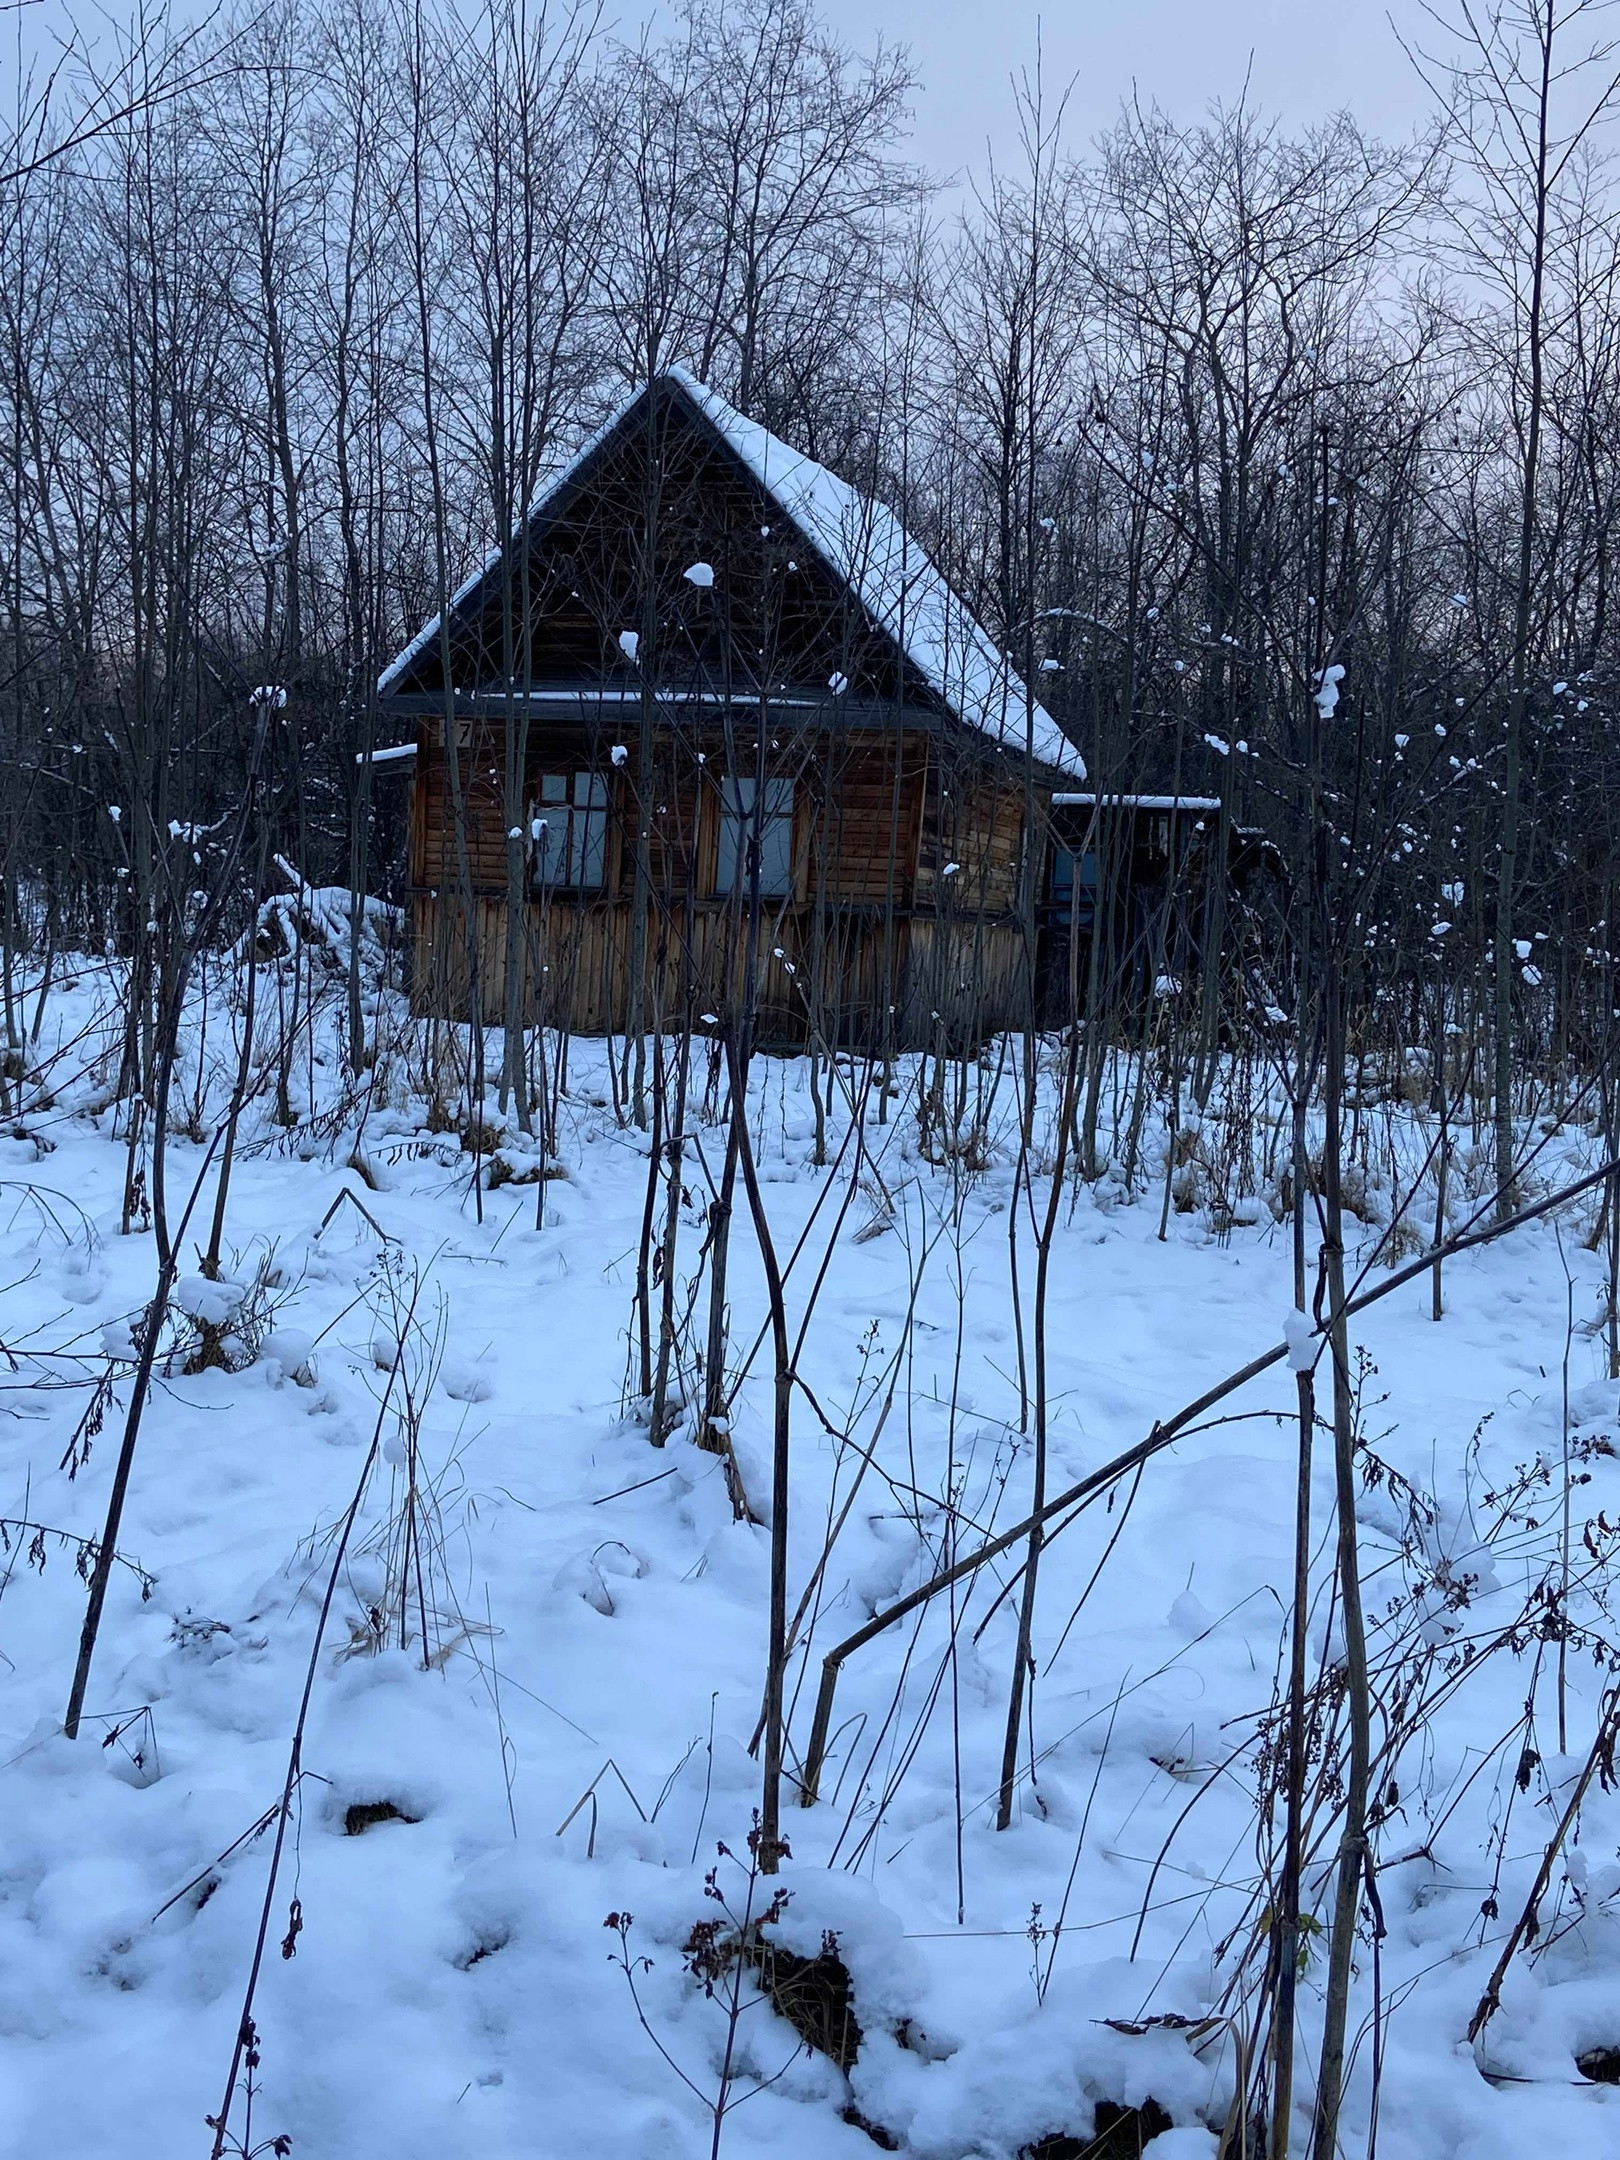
xmin=377 ymin=369 xmax=1084 ymax=1050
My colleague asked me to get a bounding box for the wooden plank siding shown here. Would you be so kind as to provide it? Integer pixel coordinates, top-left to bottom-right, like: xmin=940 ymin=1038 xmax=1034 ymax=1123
xmin=407 ymin=716 xmax=1051 ymax=1048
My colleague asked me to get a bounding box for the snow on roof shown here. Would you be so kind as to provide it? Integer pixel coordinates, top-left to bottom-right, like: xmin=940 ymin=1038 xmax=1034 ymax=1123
xmin=379 ymin=370 xmax=1085 ymax=782
xmin=667 ymin=369 xmax=1083 ymax=779
xmin=376 ymin=549 xmax=494 ymax=698
xmin=1052 ymin=792 xmax=1221 ymax=811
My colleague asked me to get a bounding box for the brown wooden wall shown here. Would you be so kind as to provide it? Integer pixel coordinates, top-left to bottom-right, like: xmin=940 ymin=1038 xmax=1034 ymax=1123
xmin=410 ymin=892 xmax=1035 ymax=1049
xmin=406 ymin=716 xmax=1048 ymax=1049
xmin=813 ymin=740 xmax=922 ymax=905
xmin=409 ymin=719 xmax=941 ymax=907
xmin=914 ymin=755 xmax=1035 ymax=916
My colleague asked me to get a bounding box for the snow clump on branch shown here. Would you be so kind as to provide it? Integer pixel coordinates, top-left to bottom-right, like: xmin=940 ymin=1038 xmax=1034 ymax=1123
xmin=1314 ymin=664 xmax=1346 ymax=720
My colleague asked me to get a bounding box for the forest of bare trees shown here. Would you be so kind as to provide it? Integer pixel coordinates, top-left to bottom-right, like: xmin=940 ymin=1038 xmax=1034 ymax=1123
xmin=8 ymin=0 xmax=1620 ymax=1150
xmin=12 ymin=5 xmax=1620 ymax=2158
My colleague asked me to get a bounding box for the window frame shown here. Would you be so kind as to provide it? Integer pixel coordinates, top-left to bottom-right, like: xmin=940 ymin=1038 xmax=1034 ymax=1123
xmin=714 ymin=772 xmax=796 ymax=900
xmin=530 ymin=769 xmax=610 ymax=893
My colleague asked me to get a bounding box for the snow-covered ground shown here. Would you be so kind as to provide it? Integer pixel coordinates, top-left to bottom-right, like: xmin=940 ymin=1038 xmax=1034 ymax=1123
xmin=4 ymin=932 xmax=1620 ymax=2159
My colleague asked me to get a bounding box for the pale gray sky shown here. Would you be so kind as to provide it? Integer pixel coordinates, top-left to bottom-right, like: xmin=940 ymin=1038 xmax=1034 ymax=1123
xmin=814 ymin=0 xmax=1441 ymax=182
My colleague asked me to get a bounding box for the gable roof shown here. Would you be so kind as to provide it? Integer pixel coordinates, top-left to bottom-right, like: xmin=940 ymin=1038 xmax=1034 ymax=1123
xmin=380 ymin=368 xmax=1085 ymax=783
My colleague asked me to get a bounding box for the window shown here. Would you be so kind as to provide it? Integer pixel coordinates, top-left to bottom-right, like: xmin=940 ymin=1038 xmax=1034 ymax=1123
xmin=716 ymin=775 xmax=795 ymax=898
xmin=531 ymin=771 xmax=608 ymax=889
xmin=1048 ymin=848 xmax=1097 ymax=930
